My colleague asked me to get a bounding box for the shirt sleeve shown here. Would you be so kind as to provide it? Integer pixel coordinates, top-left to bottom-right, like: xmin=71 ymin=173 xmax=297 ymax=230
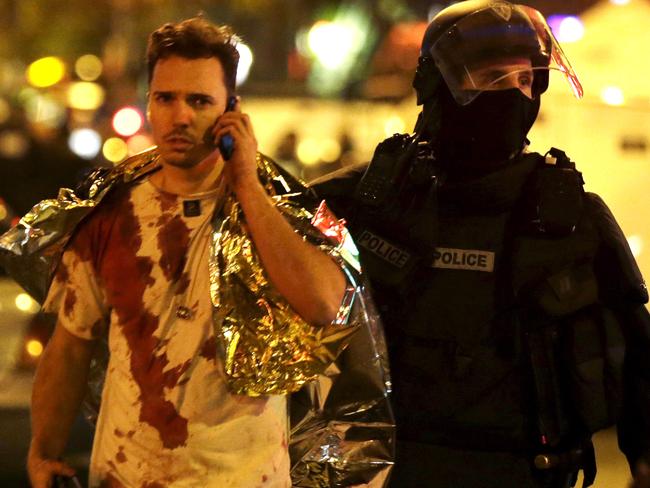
xmin=42 ymin=227 xmax=109 ymax=341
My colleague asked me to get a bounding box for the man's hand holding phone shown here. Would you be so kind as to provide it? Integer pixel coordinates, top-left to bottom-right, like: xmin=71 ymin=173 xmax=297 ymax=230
xmin=211 ymin=96 xmax=261 ymax=197
xmin=217 ymin=96 xmax=237 ymax=160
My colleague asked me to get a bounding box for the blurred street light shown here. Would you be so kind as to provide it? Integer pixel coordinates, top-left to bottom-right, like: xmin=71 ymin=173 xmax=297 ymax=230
xmin=112 ymin=106 xmax=143 ymax=137
xmin=67 ymin=82 xmax=106 ymax=111
xmin=68 ymin=128 xmax=102 ymax=159
xmin=26 ymin=56 xmax=66 ymax=88
xmin=103 ymin=137 xmax=128 ymax=163
xmin=236 ymin=42 xmax=254 ymax=86
xmin=547 ymin=15 xmax=585 ymax=43
xmin=601 ymin=86 xmax=625 ymax=106
xmin=75 ymin=54 xmax=103 ymax=82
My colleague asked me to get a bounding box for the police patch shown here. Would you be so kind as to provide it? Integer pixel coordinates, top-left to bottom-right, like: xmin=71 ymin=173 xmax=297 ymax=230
xmin=357 ymin=229 xmax=411 ymax=268
xmin=432 ymin=247 xmax=495 ymax=272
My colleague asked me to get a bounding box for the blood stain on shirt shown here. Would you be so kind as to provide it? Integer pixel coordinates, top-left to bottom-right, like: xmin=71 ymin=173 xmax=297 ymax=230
xmin=156 ymin=190 xmax=177 ymax=213
xmin=162 ymin=359 xmax=192 ymax=388
xmin=116 ymin=446 xmax=127 ymax=464
xmin=99 ymin=194 xmax=189 ymax=449
xmin=199 ymin=337 xmax=217 ymax=362
xmin=157 ymin=213 xmax=190 ymax=284
xmin=55 ymin=262 xmax=69 ymax=284
xmin=63 ymin=288 xmax=77 ymax=319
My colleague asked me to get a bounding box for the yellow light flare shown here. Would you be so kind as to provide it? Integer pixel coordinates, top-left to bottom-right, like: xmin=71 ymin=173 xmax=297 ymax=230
xmin=384 ymin=115 xmax=406 ymax=137
xmin=26 ymin=57 xmax=66 ymax=88
xmin=75 ymin=54 xmax=103 ymax=81
xmin=26 ymin=339 xmax=44 ymax=358
xmin=67 ymin=81 xmax=105 ymax=110
xmin=308 ymin=20 xmax=359 ymax=70
xmin=601 ymin=86 xmax=625 ymax=106
xmin=297 ymin=138 xmax=321 ymax=165
xmin=15 ymin=293 xmax=38 ymax=312
xmin=320 ymin=138 xmax=342 ymax=163
xmin=0 ymin=203 xmax=7 ymax=221
xmin=102 ymin=137 xmax=128 ymax=163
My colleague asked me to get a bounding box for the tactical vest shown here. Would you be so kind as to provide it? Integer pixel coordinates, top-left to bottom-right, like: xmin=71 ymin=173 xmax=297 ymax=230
xmin=312 ymin=148 xmax=637 ymax=452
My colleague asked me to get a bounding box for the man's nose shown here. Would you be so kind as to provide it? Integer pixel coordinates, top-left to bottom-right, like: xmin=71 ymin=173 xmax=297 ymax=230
xmin=172 ymin=101 xmax=194 ymax=126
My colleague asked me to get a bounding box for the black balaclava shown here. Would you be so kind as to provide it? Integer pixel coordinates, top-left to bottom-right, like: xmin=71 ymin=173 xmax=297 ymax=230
xmin=434 ymin=86 xmax=540 ymax=178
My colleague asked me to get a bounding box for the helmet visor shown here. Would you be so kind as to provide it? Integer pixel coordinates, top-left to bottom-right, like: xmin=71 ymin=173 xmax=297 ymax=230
xmin=429 ymin=3 xmax=583 ymax=105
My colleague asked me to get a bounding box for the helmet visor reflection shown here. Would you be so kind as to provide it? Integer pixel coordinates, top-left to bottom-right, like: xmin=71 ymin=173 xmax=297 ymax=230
xmin=429 ymin=2 xmax=583 ymax=105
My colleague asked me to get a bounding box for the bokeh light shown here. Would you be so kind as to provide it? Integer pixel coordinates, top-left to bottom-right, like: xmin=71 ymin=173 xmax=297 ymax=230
xmin=610 ymin=0 xmax=630 ymax=4
xmin=102 ymin=137 xmax=128 ymax=163
xmin=320 ymin=138 xmax=342 ymax=163
xmin=75 ymin=54 xmax=103 ymax=81
xmin=24 ymin=92 xmax=67 ymax=128
xmin=297 ymin=138 xmax=321 ymax=165
xmin=68 ymin=128 xmax=102 ymax=159
xmin=112 ymin=107 xmax=143 ymax=137
xmin=26 ymin=339 xmax=44 ymax=358
xmin=26 ymin=56 xmax=66 ymax=88
xmin=547 ymin=15 xmax=585 ymax=43
xmin=235 ymin=42 xmax=254 ymax=86
xmin=67 ymin=82 xmax=105 ymax=110
xmin=0 ymin=130 xmax=29 ymax=159
xmin=308 ymin=20 xmax=362 ymax=70
xmin=601 ymin=86 xmax=625 ymax=106
xmin=15 ymin=293 xmax=38 ymax=313
xmin=127 ymin=133 xmax=154 ymax=155
xmin=384 ymin=115 xmax=406 ymax=137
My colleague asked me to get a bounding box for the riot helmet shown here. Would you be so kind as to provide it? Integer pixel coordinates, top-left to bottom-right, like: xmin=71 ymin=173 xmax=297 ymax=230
xmin=411 ymin=1 xmax=583 ymax=169
xmin=414 ymin=0 xmax=583 ymax=106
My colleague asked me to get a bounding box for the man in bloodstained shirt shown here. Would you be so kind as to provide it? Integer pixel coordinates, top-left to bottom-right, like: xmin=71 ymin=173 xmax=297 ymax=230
xmin=26 ymin=17 xmax=347 ymax=488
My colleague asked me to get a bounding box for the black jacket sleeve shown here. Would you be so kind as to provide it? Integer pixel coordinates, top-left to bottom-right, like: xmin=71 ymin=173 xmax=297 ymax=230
xmin=587 ymin=192 xmax=650 ymax=469
xmin=307 ymin=162 xmax=367 ymax=222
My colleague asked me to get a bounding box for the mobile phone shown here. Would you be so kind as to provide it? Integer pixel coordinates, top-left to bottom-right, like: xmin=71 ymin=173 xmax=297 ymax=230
xmin=218 ymin=96 xmax=237 ymax=160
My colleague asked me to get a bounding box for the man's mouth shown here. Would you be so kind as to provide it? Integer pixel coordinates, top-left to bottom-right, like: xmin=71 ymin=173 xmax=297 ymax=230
xmin=164 ymin=136 xmax=194 ymax=150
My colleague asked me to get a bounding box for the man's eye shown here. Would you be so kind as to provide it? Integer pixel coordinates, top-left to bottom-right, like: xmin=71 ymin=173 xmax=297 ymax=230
xmin=188 ymin=97 xmax=212 ymax=108
xmin=519 ymin=75 xmax=533 ymax=87
xmin=155 ymin=94 xmax=173 ymax=103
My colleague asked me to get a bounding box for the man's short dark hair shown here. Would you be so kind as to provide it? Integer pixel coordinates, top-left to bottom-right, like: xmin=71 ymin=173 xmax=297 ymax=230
xmin=147 ymin=17 xmax=240 ymax=95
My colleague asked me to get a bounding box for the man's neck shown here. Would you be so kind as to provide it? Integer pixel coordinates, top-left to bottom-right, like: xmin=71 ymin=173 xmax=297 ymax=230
xmin=152 ymin=154 xmax=224 ymax=196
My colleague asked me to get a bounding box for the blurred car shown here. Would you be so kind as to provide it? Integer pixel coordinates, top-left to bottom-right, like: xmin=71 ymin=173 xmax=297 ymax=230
xmin=0 ymin=276 xmax=93 ymax=486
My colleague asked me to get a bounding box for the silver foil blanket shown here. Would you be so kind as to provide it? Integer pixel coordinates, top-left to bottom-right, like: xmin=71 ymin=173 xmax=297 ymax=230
xmin=0 ymin=148 xmax=395 ymax=486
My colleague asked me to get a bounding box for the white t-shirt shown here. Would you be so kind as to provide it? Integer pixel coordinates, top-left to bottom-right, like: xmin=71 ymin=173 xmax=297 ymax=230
xmin=44 ymin=178 xmax=290 ymax=487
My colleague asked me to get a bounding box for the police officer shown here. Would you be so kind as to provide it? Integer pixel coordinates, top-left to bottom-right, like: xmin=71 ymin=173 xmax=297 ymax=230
xmin=310 ymin=1 xmax=650 ymax=487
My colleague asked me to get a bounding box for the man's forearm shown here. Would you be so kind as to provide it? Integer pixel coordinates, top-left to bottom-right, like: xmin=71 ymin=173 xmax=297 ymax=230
xmin=30 ymin=325 xmax=94 ymax=459
xmin=234 ymin=180 xmax=347 ymax=327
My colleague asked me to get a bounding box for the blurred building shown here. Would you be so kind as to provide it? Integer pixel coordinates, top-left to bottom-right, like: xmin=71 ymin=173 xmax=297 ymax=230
xmin=529 ymin=0 xmax=650 ymax=287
